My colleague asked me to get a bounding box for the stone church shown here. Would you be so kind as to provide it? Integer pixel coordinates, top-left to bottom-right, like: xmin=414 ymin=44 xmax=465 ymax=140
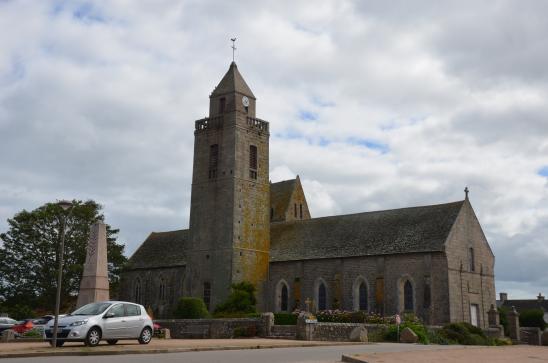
xmin=120 ymin=62 xmax=496 ymax=327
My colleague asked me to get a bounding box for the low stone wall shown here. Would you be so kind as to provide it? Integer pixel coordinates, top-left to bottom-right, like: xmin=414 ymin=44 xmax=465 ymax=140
xmin=271 ymin=325 xmax=296 ymax=336
xmin=312 ymin=323 xmax=365 ymax=342
xmin=364 ymin=323 xmax=389 ymax=341
xmin=542 ymin=330 xmax=548 ymax=346
xmin=155 ymin=318 xmax=261 ymax=339
xmin=484 ymin=326 xmax=504 ymax=339
xmin=520 ymin=327 xmax=542 ymax=345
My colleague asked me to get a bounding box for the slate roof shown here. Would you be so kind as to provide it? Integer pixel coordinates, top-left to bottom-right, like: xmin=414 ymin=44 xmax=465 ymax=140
xmin=270 ymin=201 xmax=465 ymax=262
xmin=270 ymin=178 xmax=296 ymax=221
xmin=499 ymin=299 xmax=548 ymax=312
xmin=126 ymin=229 xmax=189 ymax=270
xmin=211 ymin=62 xmax=255 ymax=98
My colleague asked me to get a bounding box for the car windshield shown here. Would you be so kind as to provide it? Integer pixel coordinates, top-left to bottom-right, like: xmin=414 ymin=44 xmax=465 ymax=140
xmin=71 ymin=302 xmax=112 ymax=316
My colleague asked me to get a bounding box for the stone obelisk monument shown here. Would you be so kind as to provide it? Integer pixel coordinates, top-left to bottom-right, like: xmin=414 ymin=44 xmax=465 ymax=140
xmin=76 ymin=222 xmax=109 ymax=307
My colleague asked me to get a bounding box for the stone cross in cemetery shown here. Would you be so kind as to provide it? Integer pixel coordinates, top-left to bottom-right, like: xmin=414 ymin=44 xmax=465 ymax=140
xmin=76 ymin=222 xmax=109 ymax=307
xmin=304 ymin=298 xmax=313 ymax=313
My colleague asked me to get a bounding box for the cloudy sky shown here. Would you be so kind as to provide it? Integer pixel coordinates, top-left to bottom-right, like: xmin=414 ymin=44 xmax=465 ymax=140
xmin=1 ymin=0 xmax=547 ymax=298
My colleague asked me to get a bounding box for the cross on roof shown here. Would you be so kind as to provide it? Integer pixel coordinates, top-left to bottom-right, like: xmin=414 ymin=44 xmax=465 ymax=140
xmin=230 ymin=37 xmax=237 ymax=62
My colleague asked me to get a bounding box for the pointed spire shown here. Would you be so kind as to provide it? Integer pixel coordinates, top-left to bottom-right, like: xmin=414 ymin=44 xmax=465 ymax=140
xmin=211 ymin=62 xmax=255 ymax=98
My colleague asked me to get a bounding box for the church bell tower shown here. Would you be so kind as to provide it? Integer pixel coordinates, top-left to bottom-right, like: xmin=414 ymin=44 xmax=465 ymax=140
xmin=188 ymin=62 xmax=270 ymax=311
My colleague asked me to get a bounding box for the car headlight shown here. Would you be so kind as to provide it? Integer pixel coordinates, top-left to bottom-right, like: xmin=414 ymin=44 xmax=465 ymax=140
xmin=69 ymin=320 xmax=88 ymax=327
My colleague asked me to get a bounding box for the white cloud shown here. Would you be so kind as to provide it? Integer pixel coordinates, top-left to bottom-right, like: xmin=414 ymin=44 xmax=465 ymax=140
xmin=1 ymin=0 xmax=547 ymax=298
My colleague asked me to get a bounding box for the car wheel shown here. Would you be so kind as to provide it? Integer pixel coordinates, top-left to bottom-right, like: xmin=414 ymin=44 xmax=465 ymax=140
xmin=138 ymin=327 xmax=152 ymax=344
xmin=85 ymin=327 xmax=102 ymax=347
xmin=49 ymin=340 xmax=65 ymax=347
xmin=107 ymin=339 xmax=118 ymax=345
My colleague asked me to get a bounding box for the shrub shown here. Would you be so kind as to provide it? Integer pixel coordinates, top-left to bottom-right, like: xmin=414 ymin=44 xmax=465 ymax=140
xmin=519 ymin=309 xmax=547 ymax=330
xmin=214 ymin=282 xmax=257 ymax=315
xmin=274 ymin=313 xmax=297 ymax=325
xmin=212 ymin=312 xmax=260 ymax=318
xmin=22 ymin=329 xmax=43 ymax=338
xmin=438 ymin=322 xmax=494 ymax=346
xmin=173 ymin=297 xmax=210 ymax=319
xmin=313 ymin=310 xmax=393 ymax=324
xmin=384 ymin=320 xmax=430 ymax=344
xmin=3 ymin=304 xmax=36 ymax=321
xmin=498 ymin=306 xmax=510 ymax=336
xmin=427 ymin=329 xmax=453 ymax=345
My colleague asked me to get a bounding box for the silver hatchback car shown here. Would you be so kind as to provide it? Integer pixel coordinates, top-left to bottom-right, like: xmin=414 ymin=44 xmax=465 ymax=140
xmin=45 ymin=301 xmax=153 ymax=347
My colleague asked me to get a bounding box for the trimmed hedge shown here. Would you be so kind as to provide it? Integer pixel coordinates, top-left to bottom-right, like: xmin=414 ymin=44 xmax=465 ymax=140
xmin=519 ymin=309 xmax=547 ymax=330
xmin=274 ymin=313 xmax=297 ymax=325
xmin=173 ymin=297 xmax=210 ymax=319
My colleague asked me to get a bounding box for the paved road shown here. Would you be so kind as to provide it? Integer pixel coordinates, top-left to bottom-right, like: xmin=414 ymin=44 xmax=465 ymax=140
xmin=1 ymin=343 xmax=463 ymax=363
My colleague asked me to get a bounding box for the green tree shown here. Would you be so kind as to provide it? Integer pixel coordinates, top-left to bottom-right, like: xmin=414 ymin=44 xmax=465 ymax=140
xmin=519 ymin=309 xmax=547 ymax=330
xmin=173 ymin=297 xmax=210 ymax=319
xmin=0 ymin=200 xmax=127 ymax=313
xmin=214 ymin=281 xmax=257 ymax=316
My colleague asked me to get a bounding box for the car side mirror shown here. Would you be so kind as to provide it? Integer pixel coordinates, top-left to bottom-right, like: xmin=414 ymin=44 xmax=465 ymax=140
xmin=103 ymin=312 xmax=115 ymax=319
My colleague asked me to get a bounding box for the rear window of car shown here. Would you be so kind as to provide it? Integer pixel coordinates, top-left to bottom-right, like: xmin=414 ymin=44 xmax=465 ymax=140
xmin=125 ymin=304 xmax=141 ymax=316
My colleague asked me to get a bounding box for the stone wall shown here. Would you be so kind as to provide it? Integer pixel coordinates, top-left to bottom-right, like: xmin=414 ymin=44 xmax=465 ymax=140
xmin=312 ymin=322 xmax=366 ymax=342
xmin=268 ymin=251 xmax=452 ymax=325
xmin=119 ymin=266 xmax=186 ymax=319
xmin=445 ymin=200 xmax=496 ymax=328
xmin=520 ymin=327 xmax=542 ymax=345
xmin=155 ymin=318 xmax=262 ymax=339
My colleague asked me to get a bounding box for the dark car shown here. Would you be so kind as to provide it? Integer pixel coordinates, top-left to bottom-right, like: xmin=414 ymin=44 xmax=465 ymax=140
xmin=0 ymin=317 xmax=18 ymax=332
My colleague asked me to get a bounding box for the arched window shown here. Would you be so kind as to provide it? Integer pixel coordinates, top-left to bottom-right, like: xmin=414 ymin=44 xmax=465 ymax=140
xmin=134 ymin=278 xmax=142 ymax=304
xmin=281 ymin=284 xmax=288 ymax=311
xmin=318 ymin=282 xmax=327 ymax=311
xmin=359 ymin=282 xmax=368 ymax=311
xmin=352 ymin=277 xmax=369 ymax=311
xmin=404 ymin=280 xmax=414 ymax=311
xmin=275 ymin=280 xmax=290 ymax=312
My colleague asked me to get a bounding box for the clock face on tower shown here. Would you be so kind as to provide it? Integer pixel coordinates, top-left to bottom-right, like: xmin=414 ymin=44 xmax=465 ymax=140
xmin=242 ymin=96 xmax=249 ymax=107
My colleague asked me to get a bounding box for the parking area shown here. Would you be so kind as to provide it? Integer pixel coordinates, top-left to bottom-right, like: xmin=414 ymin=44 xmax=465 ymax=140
xmin=0 ymin=338 xmax=361 ymax=358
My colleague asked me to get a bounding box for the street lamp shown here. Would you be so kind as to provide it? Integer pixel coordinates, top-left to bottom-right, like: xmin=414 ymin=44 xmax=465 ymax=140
xmin=51 ymin=200 xmax=72 ymax=348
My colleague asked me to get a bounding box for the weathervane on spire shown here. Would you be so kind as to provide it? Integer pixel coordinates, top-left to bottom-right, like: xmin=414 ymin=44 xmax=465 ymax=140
xmin=230 ymin=37 xmax=237 ymax=62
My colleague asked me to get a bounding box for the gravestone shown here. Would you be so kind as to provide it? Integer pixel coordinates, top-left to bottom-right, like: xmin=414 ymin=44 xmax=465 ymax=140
xmin=76 ymin=222 xmax=109 ymax=307
xmin=488 ymin=304 xmax=499 ymax=326
xmin=399 ymin=327 xmax=418 ymax=343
